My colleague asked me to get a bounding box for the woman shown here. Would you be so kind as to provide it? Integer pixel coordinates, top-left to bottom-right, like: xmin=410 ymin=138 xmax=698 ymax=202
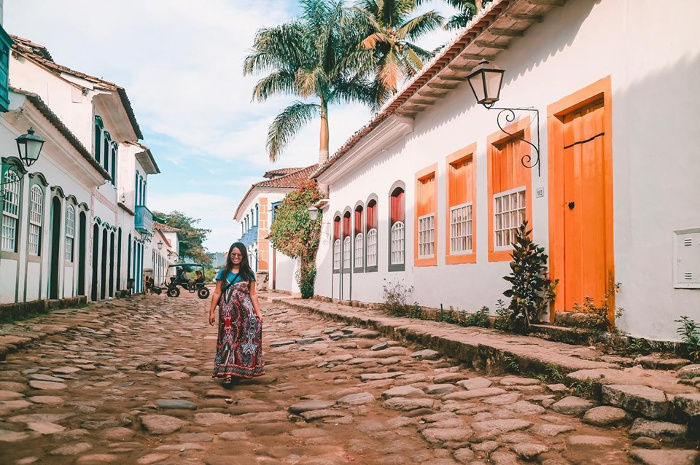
xmin=209 ymin=242 xmax=265 ymax=386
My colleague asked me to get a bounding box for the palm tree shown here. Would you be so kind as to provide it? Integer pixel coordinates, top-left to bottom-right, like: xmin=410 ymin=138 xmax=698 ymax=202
xmin=354 ymin=0 xmax=443 ymax=102
xmin=243 ymin=0 xmax=376 ymax=165
xmin=443 ymin=0 xmax=487 ymax=31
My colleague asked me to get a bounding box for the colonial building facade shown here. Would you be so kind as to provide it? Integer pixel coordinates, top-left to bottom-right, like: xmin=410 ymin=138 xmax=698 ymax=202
xmin=0 ymin=33 xmax=161 ymax=305
xmin=234 ymin=165 xmax=318 ymax=293
xmin=311 ymin=0 xmax=700 ymax=342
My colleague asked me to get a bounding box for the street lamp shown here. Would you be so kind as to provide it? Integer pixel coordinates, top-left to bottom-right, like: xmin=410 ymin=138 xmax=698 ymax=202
xmin=16 ymin=127 xmax=45 ymax=167
xmin=157 ymin=241 xmax=163 ymax=250
xmin=1 ymin=128 xmax=46 ymax=200
xmin=466 ymin=60 xmax=541 ymax=176
xmin=307 ymin=205 xmax=320 ymax=221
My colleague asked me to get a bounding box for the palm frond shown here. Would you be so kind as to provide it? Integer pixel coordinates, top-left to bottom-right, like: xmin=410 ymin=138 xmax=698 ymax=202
xmin=251 ymin=70 xmax=298 ymax=102
xmin=243 ymin=23 xmax=307 ymax=76
xmin=267 ymin=102 xmax=321 ymax=162
xmin=398 ymin=11 xmax=444 ymax=41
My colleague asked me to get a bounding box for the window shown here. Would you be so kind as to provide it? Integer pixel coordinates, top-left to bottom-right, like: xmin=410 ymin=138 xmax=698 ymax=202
xmin=1 ymin=170 xmax=20 ymax=252
xmin=103 ymin=131 xmax=111 ymax=173
xmin=415 ymin=165 xmax=438 ymax=266
xmin=418 ymin=214 xmax=435 ymax=258
xmin=365 ymin=199 xmax=378 ymax=270
xmin=488 ymin=119 xmax=532 ymax=261
xmin=28 ymin=185 xmax=44 ymax=256
xmin=389 ymin=187 xmax=405 ymax=270
xmin=333 ymin=216 xmax=341 ymax=272
xmin=354 ymin=206 xmax=363 ymax=271
xmin=110 ymin=142 xmax=118 ymax=185
xmin=494 ymin=188 xmax=526 ymax=248
xmin=446 ymin=145 xmax=476 ymax=264
xmin=65 ymin=205 xmax=75 ymax=261
xmin=94 ymin=115 xmax=103 ymax=163
xmin=342 ymin=212 xmax=351 ymax=271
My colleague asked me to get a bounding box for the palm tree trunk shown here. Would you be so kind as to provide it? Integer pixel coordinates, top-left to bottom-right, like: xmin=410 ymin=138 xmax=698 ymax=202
xmin=318 ymin=99 xmax=329 ymax=197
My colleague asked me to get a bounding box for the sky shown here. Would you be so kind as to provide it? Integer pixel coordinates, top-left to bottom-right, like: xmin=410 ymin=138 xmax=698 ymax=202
xmin=6 ymin=0 xmax=458 ymax=253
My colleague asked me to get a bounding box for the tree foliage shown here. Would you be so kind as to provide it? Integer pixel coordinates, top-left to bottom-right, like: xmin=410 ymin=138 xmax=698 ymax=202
xmin=243 ymin=0 xmax=378 ymax=163
xmin=354 ymin=0 xmax=443 ymax=99
xmin=269 ymin=181 xmax=322 ymax=298
xmin=153 ymin=210 xmax=211 ymax=265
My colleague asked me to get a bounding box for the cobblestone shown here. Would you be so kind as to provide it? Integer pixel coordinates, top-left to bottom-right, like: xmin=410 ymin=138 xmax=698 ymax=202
xmin=0 ymin=293 xmax=697 ymax=464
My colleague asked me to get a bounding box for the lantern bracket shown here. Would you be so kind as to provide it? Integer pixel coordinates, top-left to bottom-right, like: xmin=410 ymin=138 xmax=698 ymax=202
xmin=489 ymin=106 xmax=541 ymax=177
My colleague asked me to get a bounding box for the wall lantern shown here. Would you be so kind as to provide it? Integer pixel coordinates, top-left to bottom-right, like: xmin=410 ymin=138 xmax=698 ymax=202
xmin=466 ymin=61 xmax=541 ymax=176
xmin=307 ymin=205 xmax=321 ymax=221
xmin=1 ymin=128 xmax=46 ymax=200
xmin=16 ymin=127 xmax=46 ymax=167
xmin=157 ymin=241 xmax=163 ymax=250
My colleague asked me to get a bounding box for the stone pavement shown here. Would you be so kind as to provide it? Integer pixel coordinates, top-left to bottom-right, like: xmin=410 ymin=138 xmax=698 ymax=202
xmin=0 ymin=293 xmax=696 ymax=464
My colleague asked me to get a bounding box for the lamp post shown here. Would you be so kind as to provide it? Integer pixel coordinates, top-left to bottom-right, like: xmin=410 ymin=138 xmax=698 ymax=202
xmin=1 ymin=128 xmax=46 ymax=200
xmin=157 ymin=241 xmax=163 ymax=251
xmin=466 ymin=61 xmax=541 ymax=176
xmin=307 ymin=205 xmax=320 ymax=221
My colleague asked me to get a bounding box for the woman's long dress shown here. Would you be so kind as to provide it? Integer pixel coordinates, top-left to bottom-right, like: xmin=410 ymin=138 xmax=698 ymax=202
xmin=212 ymin=280 xmax=264 ymax=379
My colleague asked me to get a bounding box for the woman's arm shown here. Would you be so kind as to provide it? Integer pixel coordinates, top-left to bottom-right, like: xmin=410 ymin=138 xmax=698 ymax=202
xmin=249 ymin=281 xmax=264 ymax=323
xmin=209 ymin=280 xmax=222 ymax=325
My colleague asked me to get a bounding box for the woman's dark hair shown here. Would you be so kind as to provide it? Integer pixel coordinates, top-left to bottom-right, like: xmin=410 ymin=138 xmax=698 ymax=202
xmin=223 ymin=242 xmax=254 ymax=281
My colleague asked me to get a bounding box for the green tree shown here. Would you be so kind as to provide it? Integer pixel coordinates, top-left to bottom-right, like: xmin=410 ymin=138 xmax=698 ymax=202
xmin=243 ymin=0 xmax=377 ymax=164
xmin=354 ymin=0 xmax=443 ymax=99
xmin=268 ymin=181 xmax=322 ymax=298
xmin=443 ymin=0 xmax=488 ymax=31
xmin=153 ymin=211 xmax=211 ymax=264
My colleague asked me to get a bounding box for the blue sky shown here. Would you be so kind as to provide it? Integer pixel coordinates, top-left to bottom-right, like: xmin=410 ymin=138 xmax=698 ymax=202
xmin=6 ymin=0 xmax=457 ymax=252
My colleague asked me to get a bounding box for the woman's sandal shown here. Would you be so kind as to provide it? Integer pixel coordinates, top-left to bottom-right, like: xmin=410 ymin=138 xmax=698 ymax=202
xmin=223 ymin=376 xmax=233 ymax=387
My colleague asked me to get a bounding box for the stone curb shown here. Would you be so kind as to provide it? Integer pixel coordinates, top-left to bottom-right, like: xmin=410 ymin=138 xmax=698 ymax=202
xmin=271 ymin=296 xmax=699 ymax=429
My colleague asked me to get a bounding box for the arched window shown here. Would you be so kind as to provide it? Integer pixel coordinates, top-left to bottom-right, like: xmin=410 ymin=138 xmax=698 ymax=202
xmin=110 ymin=141 xmax=118 ymax=185
xmin=365 ymin=199 xmax=378 ymax=271
xmin=28 ymin=185 xmax=44 ymax=256
xmin=103 ymin=131 xmax=111 ymax=173
xmin=1 ymin=170 xmax=21 ymax=252
xmin=389 ymin=187 xmax=405 ymax=270
xmin=354 ymin=205 xmax=363 ymax=271
xmin=342 ymin=211 xmax=351 ymax=271
xmin=333 ymin=216 xmax=341 ymax=272
xmin=94 ymin=115 xmax=103 ymax=163
xmin=65 ymin=205 xmax=75 ymax=262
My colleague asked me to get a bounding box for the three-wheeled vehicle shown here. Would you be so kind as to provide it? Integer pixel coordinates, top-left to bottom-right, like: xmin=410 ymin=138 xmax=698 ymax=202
xmin=165 ymin=263 xmax=210 ymax=299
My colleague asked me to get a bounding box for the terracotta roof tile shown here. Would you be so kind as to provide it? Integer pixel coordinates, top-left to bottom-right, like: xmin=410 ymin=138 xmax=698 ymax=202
xmin=234 ymin=164 xmax=318 ymax=219
xmin=262 ymin=167 xmax=304 ymax=179
xmin=154 ymin=222 xmax=181 ymax=233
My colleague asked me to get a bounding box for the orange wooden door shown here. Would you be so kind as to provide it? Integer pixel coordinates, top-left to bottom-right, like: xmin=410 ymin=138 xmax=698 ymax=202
xmin=561 ymin=101 xmax=607 ymax=309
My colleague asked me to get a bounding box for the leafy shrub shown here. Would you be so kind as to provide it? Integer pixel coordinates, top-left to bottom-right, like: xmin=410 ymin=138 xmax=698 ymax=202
xmin=381 ymin=279 xmax=419 ymax=317
xmin=570 ymin=283 xmax=623 ymax=332
xmin=463 ymin=307 xmax=490 ymax=328
xmin=502 ymin=221 xmax=557 ymax=334
xmin=676 ymin=316 xmax=700 ymax=362
xmin=493 ymin=299 xmax=511 ymax=331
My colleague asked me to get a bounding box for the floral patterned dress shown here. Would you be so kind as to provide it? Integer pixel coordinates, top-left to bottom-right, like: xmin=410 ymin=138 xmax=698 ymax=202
xmin=212 ymin=272 xmax=264 ymax=379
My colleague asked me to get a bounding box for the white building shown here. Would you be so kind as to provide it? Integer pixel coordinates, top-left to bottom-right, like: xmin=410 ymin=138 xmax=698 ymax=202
xmin=1 ymin=34 xmax=158 ymax=305
xmin=234 ymin=165 xmax=318 ymax=293
xmin=311 ymin=0 xmax=700 ymax=342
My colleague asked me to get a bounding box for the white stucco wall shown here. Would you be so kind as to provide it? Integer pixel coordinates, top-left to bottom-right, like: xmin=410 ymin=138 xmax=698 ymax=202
xmin=315 ymin=0 xmax=700 ymax=341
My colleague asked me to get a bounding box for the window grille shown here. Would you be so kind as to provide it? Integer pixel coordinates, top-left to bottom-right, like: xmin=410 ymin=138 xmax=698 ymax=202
xmin=366 ymin=228 xmax=377 ymax=267
xmin=343 ymin=236 xmax=351 ymax=269
xmin=354 ymin=233 xmax=363 ymax=268
xmin=418 ymin=214 xmax=435 ymax=258
xmin=390 ymin=221 xmax=405 ymax=265
xmin=450 ymin=203 xmax=473 ymax=254
xmin=28 ymin=185 xmax=43 ymax=256
xmin=1 ymin=170 xmax=20 ymax=252
xmin=494 ymin=187 xmax=526 ymax=249
xmin=65 ymin=205 xmax=75 ymax=261
xmin=333 ymin=239 xmax=341 ymax=270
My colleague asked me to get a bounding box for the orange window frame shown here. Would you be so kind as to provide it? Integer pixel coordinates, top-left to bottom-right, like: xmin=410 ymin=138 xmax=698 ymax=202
xmin=414 ymin=163 xmax=438 ymax=267
xmin=445 ymin=143 xmax=477 ymax=264
xmin=487 ymin=117 xmax=533 ymax=262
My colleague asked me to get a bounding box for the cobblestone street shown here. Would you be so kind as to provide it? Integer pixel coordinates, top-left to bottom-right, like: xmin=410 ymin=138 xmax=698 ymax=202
xmin=0 ymin=293 xmax=696 ymax=464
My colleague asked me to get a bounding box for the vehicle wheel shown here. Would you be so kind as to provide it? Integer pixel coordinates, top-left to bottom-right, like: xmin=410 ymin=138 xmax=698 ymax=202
xmin=197 ymin=287 xmax=210 ymax=299
xmin=167 ymin=287 xmax=180 ymax=297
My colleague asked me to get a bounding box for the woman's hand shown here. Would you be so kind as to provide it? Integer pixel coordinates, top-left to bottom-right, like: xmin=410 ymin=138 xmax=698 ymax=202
xmin=256 ymin=313 xmax=264 ymax=324
xmin=209 ymin=309 xmax=216 ymax=326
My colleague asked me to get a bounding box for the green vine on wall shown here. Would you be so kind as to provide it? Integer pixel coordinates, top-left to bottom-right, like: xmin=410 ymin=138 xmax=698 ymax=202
xmin=268 ymin=181 xmax=322 ymax=298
